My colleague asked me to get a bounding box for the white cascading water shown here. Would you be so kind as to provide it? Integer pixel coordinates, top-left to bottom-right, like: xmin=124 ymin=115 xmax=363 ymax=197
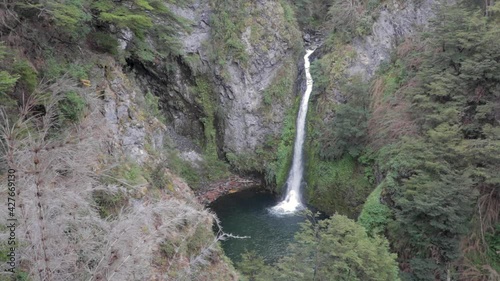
xmin=271 ymin=49 xmax=315 ymax=214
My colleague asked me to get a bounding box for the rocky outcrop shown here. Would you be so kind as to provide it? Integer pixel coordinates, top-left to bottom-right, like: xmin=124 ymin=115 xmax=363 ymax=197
xmin=100 ymin=57 xmax=167 ymax=164
xmin=132 ymin=0 xmax=303 ymax=160
xmin=348 ymin=0 xmax=437 ymax=79
xmin=95 ymin=59 xmax=239 ymax=279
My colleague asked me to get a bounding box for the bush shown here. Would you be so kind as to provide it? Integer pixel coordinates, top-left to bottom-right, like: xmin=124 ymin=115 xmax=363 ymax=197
xmin=486 ymin=224 xmax=500 ymax=270
xmin=358 ymin=183 xmax=391 ymax=236
xmin=12 ymin=60 xmax=38 ymax=94
xmin=92 ymin=189 xmax=129 ymax=219
xmin=58 ymin=91 xmax=86 ymax=123
xmin=167 ymin=151 xmax=202 ymax=189
xmin=89 ymin=31 xmax=120 ymax=55
xmin=306 ymin=154 xmax=373 ymax=216
xmin=327 ymin=0 xmax=377 ymax=41
xmin=0 ymin=71 xmax=18 ymax=95
xmin=144 ymin=91 xmax=165 ymax=123
xmin=43 ymin=56 xmax=92 ymax=81
xmin=186 ymin=225 xmax=212 ymax=256
xmin=148 ymin=164 xmax=169 ymax=190
xmin=209 ymin=0 xmax=249 ymax=66
xmin=0 ymin=45 xmax=19 ymax=95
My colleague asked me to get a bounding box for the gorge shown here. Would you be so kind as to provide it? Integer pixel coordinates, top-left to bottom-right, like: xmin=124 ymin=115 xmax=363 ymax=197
xmin=0 ymin=0 xmax=499 ymax=280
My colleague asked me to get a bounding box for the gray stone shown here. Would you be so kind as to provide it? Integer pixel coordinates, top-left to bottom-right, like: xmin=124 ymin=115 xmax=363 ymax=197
xmin=133 ymin=0 xmax=302 ymax=159
xmin=348 ymin=0 xmax=437 ymax=80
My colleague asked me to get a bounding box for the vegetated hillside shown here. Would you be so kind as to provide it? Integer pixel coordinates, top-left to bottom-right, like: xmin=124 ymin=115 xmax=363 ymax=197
xmin=0 ymin=1 xmax=239 ymax=280
xmin=304 ymin=0 xmax=500 ymax=280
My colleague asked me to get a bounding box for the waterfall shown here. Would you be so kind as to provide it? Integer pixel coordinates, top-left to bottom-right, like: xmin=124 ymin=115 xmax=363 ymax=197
xmin=272 ymin=49 xmax=315 ymax=214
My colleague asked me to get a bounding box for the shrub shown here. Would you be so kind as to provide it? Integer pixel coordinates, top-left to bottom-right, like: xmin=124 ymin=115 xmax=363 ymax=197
xmin=58 ymin=91 xmax=86 ymax=123
xmin=167 ymin=151 xmax=202 ymax=189
xmin=0 ymin=71 xmax=18 ymax=95
xmin=12 ymin=60 xmax=38 ymax=94
xmin=0 ymin=45 xmax=19 ymax=95
xmin=92 ymin=189 xmax=129 ymax=219
xmin=144 ymin=91 xmax=165 ymax=123
xmin=358 ymin=183 xmax=391 ymax=236
xmin=88 ymin=31 xmax=120 ymax=55
xmin=306 ymin=155 xmax=372 ymax=216
xmin=149 ymin=163 xmax=171 ymax=190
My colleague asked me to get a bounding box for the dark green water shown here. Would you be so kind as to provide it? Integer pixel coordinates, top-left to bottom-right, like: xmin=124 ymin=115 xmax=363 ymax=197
xmin=208 ymin=188 xmax=305 ymax=263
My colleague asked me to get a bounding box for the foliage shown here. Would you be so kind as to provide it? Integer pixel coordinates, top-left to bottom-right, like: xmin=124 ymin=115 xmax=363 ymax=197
xmin=208 ymin=0 xmax=301 ymax=72
xmin=42 ymin=56 xmax=92 ymax=81
xmin=319 ymin=78 xmax=370 ymax=160
xmin=326 ymin=0 xmax=380 ymax=41
xmin=239 ymin=212 xmax=400 ymax=281
xmin=0 ymin=75 xmax=238 ymax=281
xmin=304 ymin=2 xmax=500 ymax=278
xmin=310 ymin=41 xmax=356 ymax=92
xmin=0 ymin=71 xmax=18 ymax=95
xmin=93 ymin=189 xmax=129 ymax=219
xmin=14 ymin=0 xmax=91 ymax=38
xmin=305 ymin=71 xmax=372 ymax=217
xmin=144 ymin=91 xmax=166 ymax=123
xmin=193 ymin=77 xmax=229 ymax=181
xmin=58 ymin=91 xmax=86 ymax=123
xmin=237 ymin=251 xmax=267 ymax=281
xmin=273 ymin=104 xmax=298 ymax=188
xmin=209 ymin=0 xmax=249 ymax=66
xmin=306 ymin=154 xmax=372 ymax=216
xmin=186 ymin=225 xmax=214 ymax=256
xmin=88 ymin=31 xmax=119 ymax=55
xmin=486 ymin=224 xmax=500 ymax=269
xmin=166 ymin=150 xmax=203 ymax=189
xmin=262 ymin=59 xmax=296 ymax=107
xmin=148 ymin=163 xmax=171 ymax=190
xmin=0 ymin=45 xmax=19 ymax=95
xmin=288 ymin=0 xmax=330 ymax=29
xmin=12 ymin=60 xmax=38 ymax=94
xmin=103 ymin=158 xmax=148 ymax=187
xmin=14 ymin=0 xmax=189 ymax=61
xmin=362 ymin=2 xmax=500 ymax=279
xmin=358 ymin=183 xmax=391 ymax=236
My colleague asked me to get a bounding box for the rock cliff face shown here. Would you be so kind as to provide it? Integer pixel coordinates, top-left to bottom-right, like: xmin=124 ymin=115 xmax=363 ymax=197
xmin=132 ymin=0 xmax=303 ymax=159
xmin=94 ymin=59 xmax=239 ymax=280
xmin=348 ymin=0 xmax=437 ymax=79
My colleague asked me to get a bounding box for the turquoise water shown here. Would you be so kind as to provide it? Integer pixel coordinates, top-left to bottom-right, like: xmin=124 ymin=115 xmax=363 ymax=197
xmin=208 ymin=188 xmax=305 ymax=263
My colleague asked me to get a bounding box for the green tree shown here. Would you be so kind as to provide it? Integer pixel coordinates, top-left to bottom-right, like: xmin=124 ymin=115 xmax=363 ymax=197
xmin=370 ymin=1 xmax=500 ymax=279
xmin=237 ymin=251 xmax=267 ymax=281
xmin=240 ymin=213 xmax=400 ymax=281
xmin=318 ymin=78 xmax=370 ymax=160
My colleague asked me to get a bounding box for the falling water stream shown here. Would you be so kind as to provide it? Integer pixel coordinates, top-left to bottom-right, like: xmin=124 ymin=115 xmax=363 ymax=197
xmin=271 ymin=49 xmax=315 ymax=214
xmin=209 ymin=49 xmax=316 ymax=262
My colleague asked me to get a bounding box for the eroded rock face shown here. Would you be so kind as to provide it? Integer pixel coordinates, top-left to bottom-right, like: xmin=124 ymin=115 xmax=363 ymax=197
xmin=348 ymin=0 xmax=437 ymax=79
xmin=133 ymin=0 xmax=302 ymax=158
